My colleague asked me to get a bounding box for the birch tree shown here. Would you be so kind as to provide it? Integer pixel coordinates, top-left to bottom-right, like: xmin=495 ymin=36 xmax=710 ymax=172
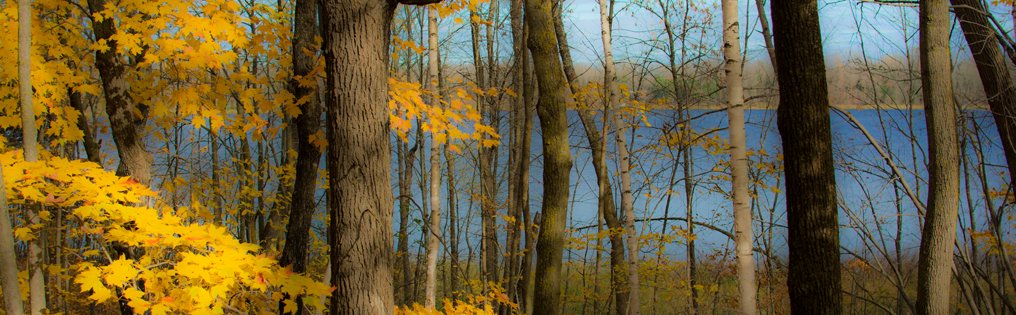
xmin=599 ymin=0 xmax=641 ymax=313
xmin=424 ymin=5 xmax=442 ymax=309
xmin=720 ymin=0 xmax=756 ymax=311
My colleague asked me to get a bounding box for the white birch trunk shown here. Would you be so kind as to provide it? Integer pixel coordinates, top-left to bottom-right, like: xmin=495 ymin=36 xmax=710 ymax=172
xmin=424 ymin=5 xmax=442 ymax=310
xmin=721 ymin=0 xmax=756 ymax=312
xmin=599 ymin=1 xmax=640 ymax=313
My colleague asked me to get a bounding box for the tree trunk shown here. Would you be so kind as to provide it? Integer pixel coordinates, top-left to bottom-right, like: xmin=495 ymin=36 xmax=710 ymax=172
xmin=277 ymin=0 xmax=322 ymax=311
xmin=479 ymin=15 xmax=500 ymax=307
xmin=86 ymin=1 xmax=154 ymax=314
xmin=771 ymin=0 xmax=842 ymax=312
xmin=951 ymin=0 xmax=1016 ymax=208
xmin=320 ymin=0 xmax=440 ymax=313
xmin=552 ymin=5 xmax=628 ymax=314
xmin=916 ymin=0 xmax=960 ymax=312
xmin=70 ymin=88 xmax=102 ymax=164
xmin=445 ymin=144 xmax=460 ymax=302
xmin=721 ymin=0 xmax=756 ymax=312
xmin=0 ymin=156 xmax=23 ymax=315
xmin=397 ymin=109 xmax=421 ymax=307
xmin=19 ymin=1 xmax=45 ymax=313
xmin=525 ymin=1 xmax=574 ymax=314
xmin=755 ymin=0 xmax=777 ymax=74
xmin=598 ymin=1 xmax=640 ymax=313
xmin=424 ymin=6 xmax=442 ymax=309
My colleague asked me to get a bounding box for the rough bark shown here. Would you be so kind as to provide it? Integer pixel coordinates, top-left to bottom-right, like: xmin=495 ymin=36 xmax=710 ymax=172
xmin=320 ymin=0 xmax=441 ymax=313
xmin=951 ymin=0 xmax=1016 ymax=208
xmin=424 ymin=6 xmax=442 ymax=309
xmin=525 ymin=1 xmax=574 ymax=314
xmin=86 ymin=1 xmax=154 ymax=314
xmin=916 ymin=0 xmax=960 ymax=312
xmin=552 ymin=5 xmax=628 ymax=314
xmin=771 ymin=0 xmax=842 ymax=312
xmin=721 ymin=0 xmax=756 ymax=312
xmin=277 ymin=0 xmax=322 ymax=311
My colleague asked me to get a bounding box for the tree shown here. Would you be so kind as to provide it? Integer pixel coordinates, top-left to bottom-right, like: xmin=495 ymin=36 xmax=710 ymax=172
xmin=720 ymin=0 xmax=756 ymax=311
xmin=771 ymin=0 xmax=843 ymax=312
xmin=319 ymin=0 xmax=440 ymax=313
xmin=915 ymin=0 xmax=960 ymax=312
xmin=598 ymin=0 xmax=641 ymax=313
xmin=276 ymin=0 xmax=323 ymax=311
xmin=553 ymin=3 xmax=628 ymax=314
xmin=0 ymin=159 xmax=20 ymax=315
xmin=525 ymin=0 xmax=574 ymax=314
xmin=424 ymin=4 xmax=442 ymax=309
xmin=18 ymin=0 xmax=45 ymax=313
xmin=951 ymin=0 xmax=1016 ymax=223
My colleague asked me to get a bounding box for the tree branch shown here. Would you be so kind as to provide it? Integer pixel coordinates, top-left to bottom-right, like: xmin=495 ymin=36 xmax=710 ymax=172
xmin=398 ymin=0 xmax=442 ymax=5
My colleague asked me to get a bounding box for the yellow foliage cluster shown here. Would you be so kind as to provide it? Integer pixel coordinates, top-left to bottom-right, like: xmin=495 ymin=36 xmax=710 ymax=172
xmin=396 ymin=288 xmax=516 ymax=315
xmin=1 ymin=150 xmax=330 ymax=314
xmin=389 ymin=77 xmax=501 ymax=153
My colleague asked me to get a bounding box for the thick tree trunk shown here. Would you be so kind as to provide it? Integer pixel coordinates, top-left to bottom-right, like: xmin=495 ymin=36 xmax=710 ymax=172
xmin=598 ymin=1 xmax=640 ymax=313
xmin=319 ymin=0 xmax=441 ymax=313
xmin=916 ymin=0 xmax=960 ymax=312
xmin=525 ymin=1 xmax=574 ymax=314
xmin=771 ymin=0 xmax=842 ymax=313
xmin=277 ymin=0 xmax=322 ymax=311
xmin=721 ymin=0 xmax=756 ymax=312
xmin=552 ymin=5 xmax=628 ymax=314
xmin=424 ymin=6 xmax=442 ymax=309
xmin=86 ymin=1 xmax=153 ymax=314
xmin=951 ymin=0 xmax=1016 ymax=206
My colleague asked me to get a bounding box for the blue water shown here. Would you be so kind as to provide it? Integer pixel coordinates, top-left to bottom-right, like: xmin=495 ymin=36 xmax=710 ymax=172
xmin=88 ymin=106 xmax=1007 ymax=264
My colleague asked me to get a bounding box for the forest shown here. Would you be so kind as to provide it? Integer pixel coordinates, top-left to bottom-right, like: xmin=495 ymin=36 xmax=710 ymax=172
xmin=1 ymin=0 xmax=1015 ymax=314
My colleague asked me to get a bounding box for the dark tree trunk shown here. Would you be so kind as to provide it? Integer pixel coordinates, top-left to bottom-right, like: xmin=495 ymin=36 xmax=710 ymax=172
xmin=951 ymin=0 xmax=1016 ymax=205
xmin=320 ymin=0 xmax=439 ymax=313
xmin=771 ymin=0 xmax=842 ymax=313
xmin=552 ymin=4 xmax=628 ymax=314
xmin=86 ymin=1 xmax=153 ymax=314
xmin=277 ymin=0 xmax=322 ymax=312
xmin=70 ymin=88 xmax=102 ymax=164
xmin=525 ymin=0 xmax=574 ymax=314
